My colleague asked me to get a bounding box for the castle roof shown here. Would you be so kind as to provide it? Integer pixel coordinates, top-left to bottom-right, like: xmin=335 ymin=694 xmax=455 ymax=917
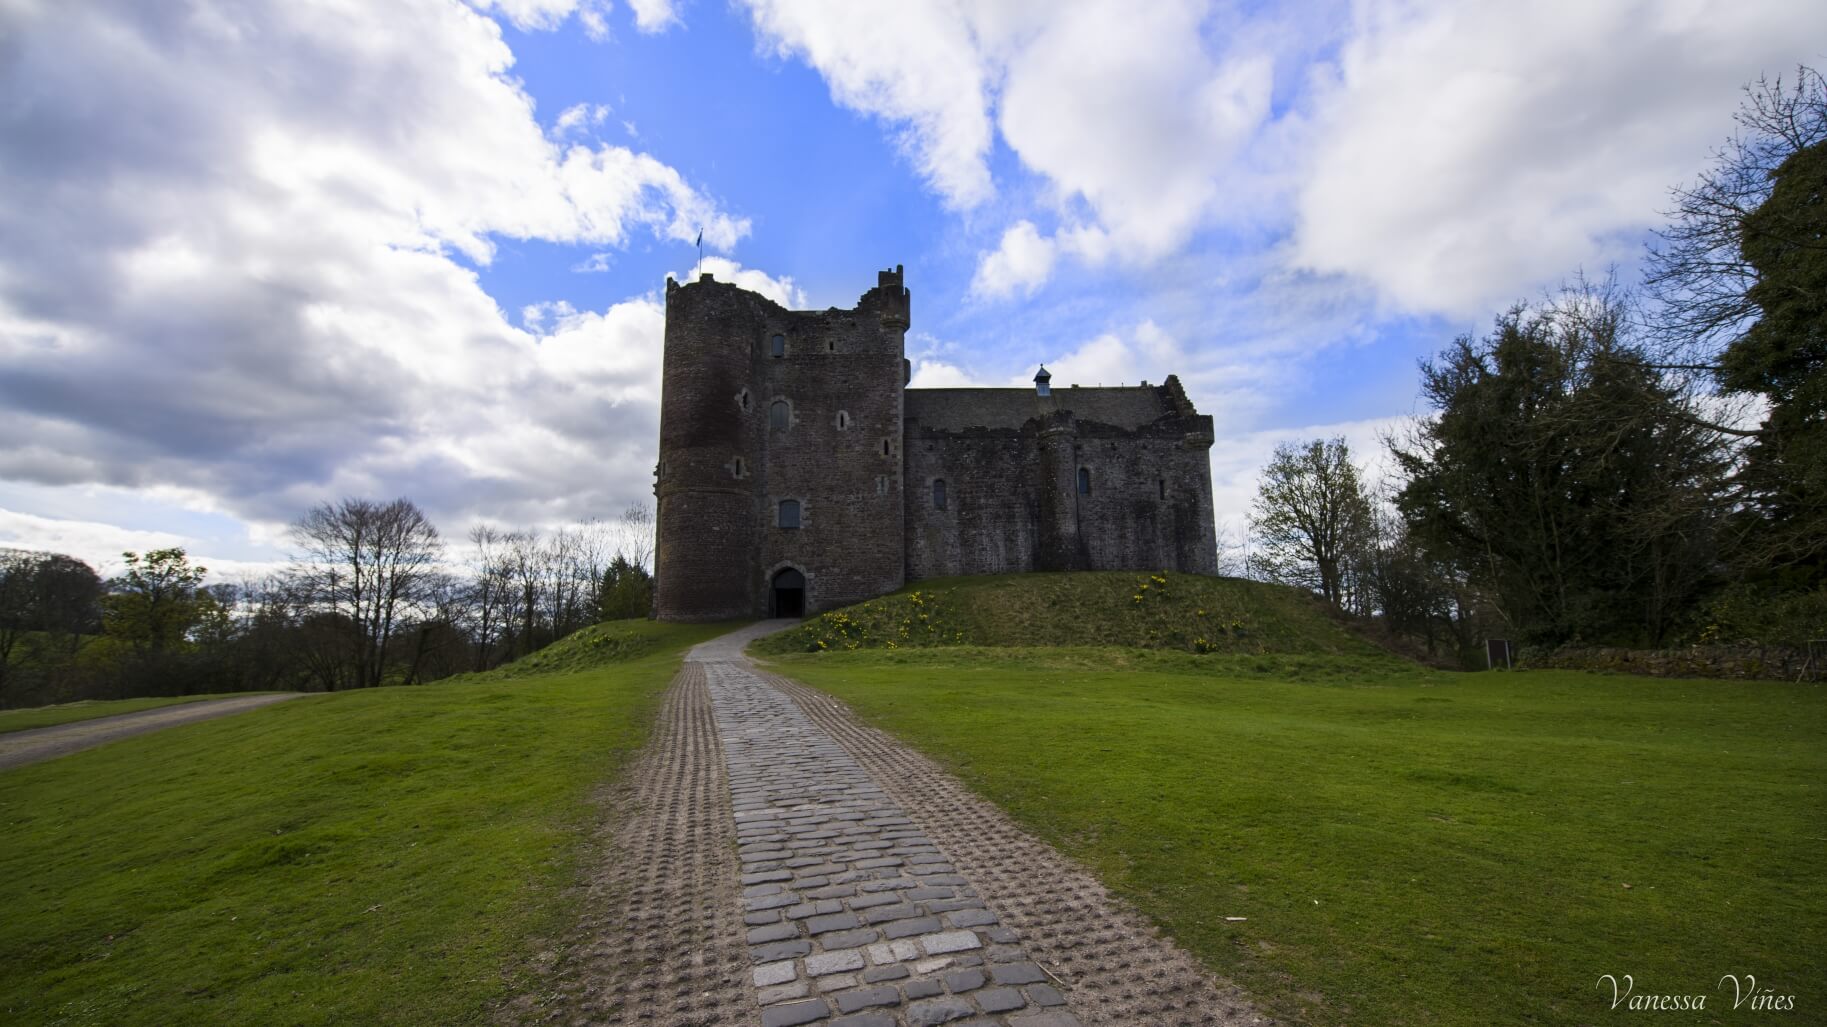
xmin=905 ymin=380 xmax=1188 ymax=432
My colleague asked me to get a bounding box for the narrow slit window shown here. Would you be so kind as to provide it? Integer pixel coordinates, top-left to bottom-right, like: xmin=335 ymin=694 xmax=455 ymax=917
xmin=738 ymin=389 xmax=751 ymax=411
xmin=770 ymin=333 xmax=785 ymax=358
xmin=1077 ymin=467 xmax=1091 ymax=495
xmin=1158 ymin=478 xmax=1166 ymax=499
xmin=770 ymin=400 xmax=790 ymax=430
xmin=733 ymin=457 xmax=745 ymax=478
xmin=881 ymin=439 xmax=891 ymax=457
xmin=932 ymin=479 xmax=947 ymax=510
xmin=778 ymin=499 xmax=800 ymax=529
xmin=836 ymin=411 xmax=849 ymax=430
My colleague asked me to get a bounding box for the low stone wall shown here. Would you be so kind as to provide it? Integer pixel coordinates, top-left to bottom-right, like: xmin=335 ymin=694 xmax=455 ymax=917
xmin=1526 ymin=644 xmax=1819 ymax=682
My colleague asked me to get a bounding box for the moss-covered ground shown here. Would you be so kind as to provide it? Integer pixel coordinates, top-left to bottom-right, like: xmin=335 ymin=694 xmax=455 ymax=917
xmin=0 ymin=618 xmax=738 ymax=1026
xmin=752 ymin=571 xmax=1386 ymax=658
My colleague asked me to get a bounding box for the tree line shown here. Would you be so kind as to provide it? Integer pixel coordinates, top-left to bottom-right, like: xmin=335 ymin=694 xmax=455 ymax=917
xmin=1247 ymin=68 xmax=1824 ymax=664
xmin=0 ymin=501 xmax=656 ymax=707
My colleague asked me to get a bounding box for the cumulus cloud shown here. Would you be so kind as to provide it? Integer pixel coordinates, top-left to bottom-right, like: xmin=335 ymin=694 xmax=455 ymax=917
xmin=744 ymin=0 xmax=1820 ymax=311
xmin=627 ymin=0 xmax=682 ymax=33
xmin=1291 ymin=0 xmax=1827 ymax=315
xmin=1208 ymin=415 xmax=1411 ymax=533
xmin=741 ymin=0 xmax=1275 ymax=294
xmin=739 ymin=0 xmax=1000 ymax=208
xmin=907 ymin=360 xmax=986 ymax=388
xmin=0 ymin=0 xmax=749 ymax=539
xmin=677 ymin=257 xmax=809 ymax=309
xmin=969 ymin=221 xmax=1055 ymax=299
xmin=552 ymin=101 xmax=610 ymax=137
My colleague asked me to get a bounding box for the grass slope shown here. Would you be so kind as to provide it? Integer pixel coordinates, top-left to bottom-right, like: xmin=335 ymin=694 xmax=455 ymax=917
xmin=754 ymin=571 xmax=1384 ymax=658
xmin=0 ymin=694 xmax=268 ymax=735
xmin=761 ymin=644 xmax=1826 ymax=1026
xmin=0 ymin=618 xmax=737 ymax=1026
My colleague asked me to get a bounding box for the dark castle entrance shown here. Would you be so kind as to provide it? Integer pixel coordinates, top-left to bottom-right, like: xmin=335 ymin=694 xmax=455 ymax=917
xmin=771 ymin=568 xmax=805 ymax=617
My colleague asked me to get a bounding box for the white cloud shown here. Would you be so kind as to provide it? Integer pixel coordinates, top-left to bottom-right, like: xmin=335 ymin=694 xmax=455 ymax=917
xmin=969 ymin=220 xmax=1055 ymax=299
xmin=907 ymin=360 xmax=985 ymax=388
xmin=745 ymin=0 xmax=1819 ymax=312
xmin=738 ymin=0 xmax=998 ymax=208
xmin=677 ymin=256 xmax=809 ymax=309
xmin=465 ymin=0 xmax=607 ymax=34
xmin=1291 ymin=0 xmax=1827 ymax=315
xmin=0 ymin=0 xmax=750 ymax=541
xmin=1026 ymin=319 xmax=1185 ymax=388
xmin=552 ymin=101 xmax=610 ymax=137
xmin=627 ymin=0 xmax=681 ymax=33
xmin=1208 ymin=415 xmax=1411 ymax=536
xmin=742 ymin=0 xmax=1277 ymax=295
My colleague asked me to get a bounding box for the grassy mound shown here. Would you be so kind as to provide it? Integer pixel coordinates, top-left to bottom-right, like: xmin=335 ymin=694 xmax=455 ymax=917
xmin=472 ymin=618 xmax=685 ymax=679
xmin=752 ymin=572 xmax=1382 ymax=658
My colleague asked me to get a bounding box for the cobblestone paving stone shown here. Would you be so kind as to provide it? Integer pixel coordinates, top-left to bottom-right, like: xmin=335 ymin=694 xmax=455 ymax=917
xmin=499 ymin=664 xmax=755 ymax=1026
xmin=692 ymin=623 xmax=1271 ymax=1027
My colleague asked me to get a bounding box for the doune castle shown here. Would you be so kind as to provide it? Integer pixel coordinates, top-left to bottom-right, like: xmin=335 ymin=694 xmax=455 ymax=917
xmin=654 ymin=265 xmax=1219 ymax=621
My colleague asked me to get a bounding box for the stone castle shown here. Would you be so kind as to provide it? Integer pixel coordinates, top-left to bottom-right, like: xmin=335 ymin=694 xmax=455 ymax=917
xmin=654 ymin=266 xmax=1218 ymax=620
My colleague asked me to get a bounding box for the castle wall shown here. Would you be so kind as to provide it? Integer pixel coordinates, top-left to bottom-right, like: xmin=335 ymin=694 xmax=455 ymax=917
xmin=655 ymin=266 xmax=1218 ymax=622
xmin=655 ymin=268 xmax=908 ymax=620
xmin=904 ymin=381 xmax=1217 ymax=580
xmin=753 ymin=272 xmax=908 ymax=614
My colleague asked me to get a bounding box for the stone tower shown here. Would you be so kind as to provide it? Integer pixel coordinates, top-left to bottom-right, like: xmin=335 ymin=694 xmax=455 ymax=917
xmin=654 ymin=267 xmax=911 ymax=620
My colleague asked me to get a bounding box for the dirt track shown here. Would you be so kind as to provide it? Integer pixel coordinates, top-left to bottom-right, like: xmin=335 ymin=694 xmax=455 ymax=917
xmin=0 ymin=694 xmax=303 ymax=771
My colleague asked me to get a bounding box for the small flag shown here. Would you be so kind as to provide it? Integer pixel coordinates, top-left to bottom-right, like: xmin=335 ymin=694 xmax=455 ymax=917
xmin=695 ymin=228 xmax=702 ymax=247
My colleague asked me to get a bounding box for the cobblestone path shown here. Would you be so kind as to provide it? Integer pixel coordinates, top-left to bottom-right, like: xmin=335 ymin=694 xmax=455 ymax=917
xmin=690 ymin=623 xmax=1267 ymax=1027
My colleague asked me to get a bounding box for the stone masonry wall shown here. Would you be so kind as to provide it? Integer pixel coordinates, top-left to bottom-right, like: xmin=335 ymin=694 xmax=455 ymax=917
xmin=656 ymin=269 xmax=909 ymax=620
xmin=656 ymin=268 xmax=1220 ymax=620
xmin=904 ymin=382 xmax=1218 ymax=580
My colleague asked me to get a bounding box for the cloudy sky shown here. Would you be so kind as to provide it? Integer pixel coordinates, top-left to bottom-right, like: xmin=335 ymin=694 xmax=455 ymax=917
xmin=1 ymin=0 xmax=1821 ymax=577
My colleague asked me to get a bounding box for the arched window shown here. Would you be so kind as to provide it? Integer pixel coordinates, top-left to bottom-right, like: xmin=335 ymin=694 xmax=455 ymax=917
xmin=778 ymin=499 xmax=800 ymax=529
xmin=770 ymin=333 xmax=785 ymax=358
xmin=770 ymin=400 xmax=790 ymax=430
xmin=1077 ymin=467 xmax=1091 ymax=495
xmin=932 ymin=479 xmax=947 ymax=510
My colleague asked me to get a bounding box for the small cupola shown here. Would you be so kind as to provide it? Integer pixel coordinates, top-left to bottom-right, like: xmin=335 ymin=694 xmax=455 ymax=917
xmin=1034 ymin=365 xmax=1052 ymax=397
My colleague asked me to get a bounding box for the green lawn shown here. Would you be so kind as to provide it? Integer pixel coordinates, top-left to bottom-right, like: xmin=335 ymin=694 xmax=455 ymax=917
xmin=763 ymin=646 xmax=1827 ymax=1026
xmin=0 ymin=619 xmax=738 ymax=1026
xmin=0 ymin=694 xmax=272 ymax=735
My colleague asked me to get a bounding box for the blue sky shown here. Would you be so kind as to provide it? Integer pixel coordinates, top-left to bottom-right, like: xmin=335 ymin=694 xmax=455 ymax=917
xmin=0 ymin=0 xmax=1820 ymax=576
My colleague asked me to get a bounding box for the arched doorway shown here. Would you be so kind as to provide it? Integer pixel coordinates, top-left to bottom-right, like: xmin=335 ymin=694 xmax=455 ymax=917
xmin=771 ymin=567 xmax=805 ymax=617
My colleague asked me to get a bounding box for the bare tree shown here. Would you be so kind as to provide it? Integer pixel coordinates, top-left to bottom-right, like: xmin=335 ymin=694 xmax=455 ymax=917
xmin=1645 ymin=66 xmax=1826 ymax=367
xmin=613 ymin=502 xmax=656 ymax=574
xmin=1248 ymin=438 xmax=1375 ymax=607
xmin=288 ymin=498 xmax=444 ymax=689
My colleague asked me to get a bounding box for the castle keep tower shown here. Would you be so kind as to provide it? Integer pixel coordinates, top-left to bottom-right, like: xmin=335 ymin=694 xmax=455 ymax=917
xmin=654 ymin=267 xmax=911 ymax=621
xmin=654 ymin=264 xmax=1218 ymax=622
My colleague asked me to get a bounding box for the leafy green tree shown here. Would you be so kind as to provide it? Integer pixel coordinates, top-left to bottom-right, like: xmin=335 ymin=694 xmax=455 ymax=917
xmin=597 ymin=555 xmax=653 ymax=621
xmin=1248 ymin=437 xmax=1375 ymax=608
xmin=1647 ymin=67 xmax=1826 ymax=585
xmin=103 ymin=548 xmax=210 ymax=657
xmin=1393 ymin=294 xmax=1727 ymax=645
